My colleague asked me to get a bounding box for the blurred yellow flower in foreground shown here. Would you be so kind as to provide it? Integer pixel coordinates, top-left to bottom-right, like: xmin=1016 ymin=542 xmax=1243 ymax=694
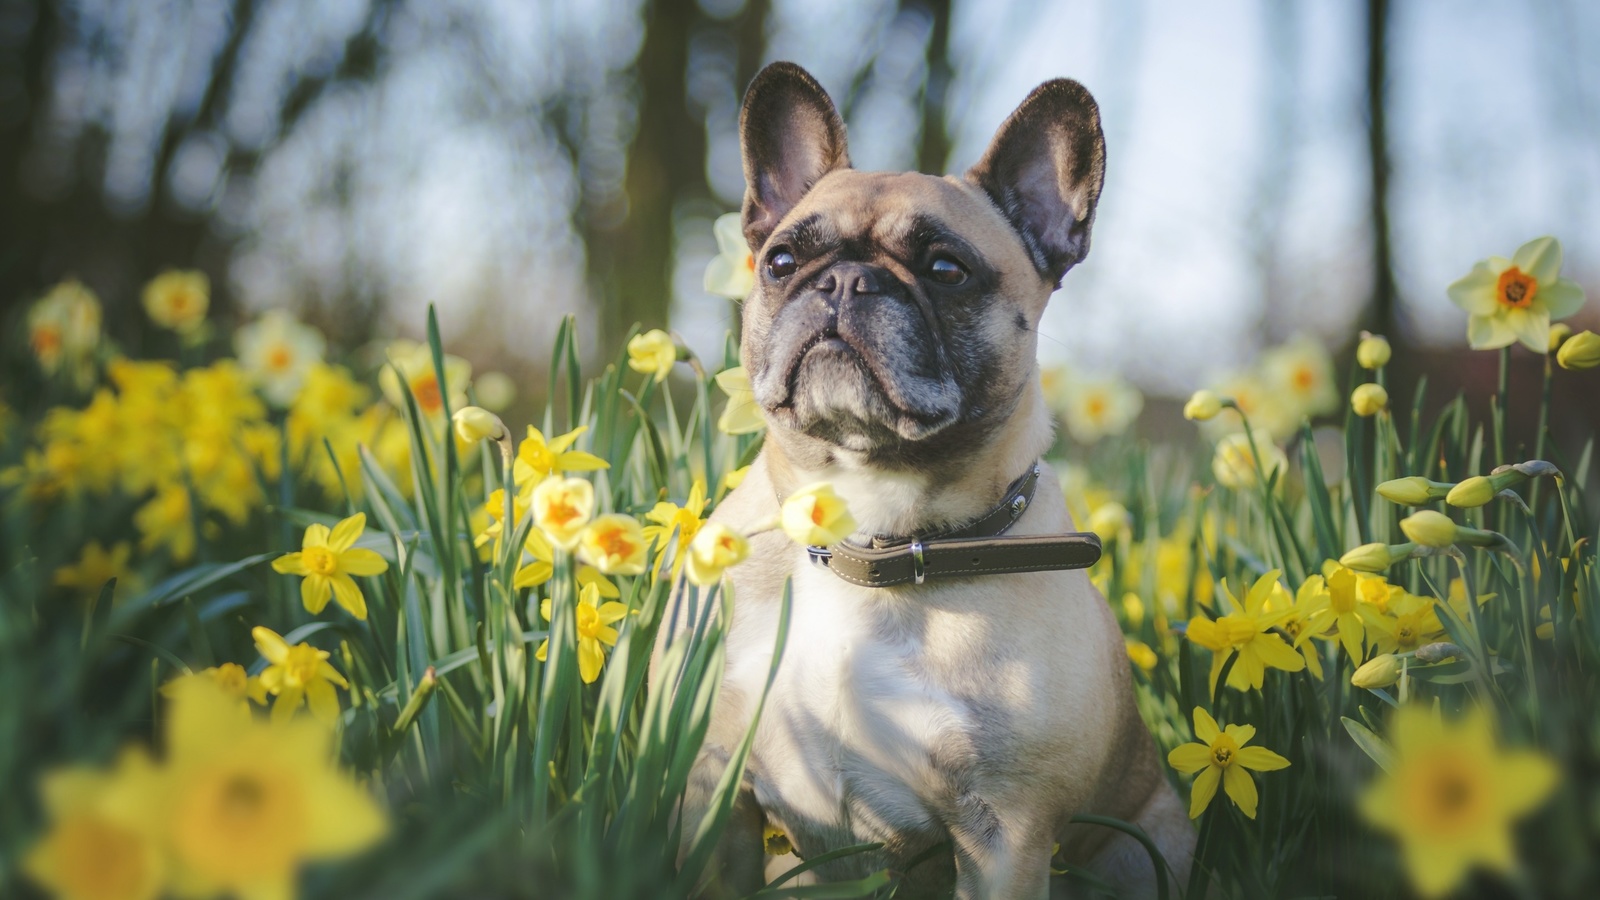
xmin=272 ymin=513 xmax=389 ymax=620
xmin=1447 ymin=236 xmax=1586 ymax=352
xmin=535 ymin=581 xmax=629 ymax=684
xmin=1060 ymin=374 xmax=1142 ymax=444
xmin=163 ymin=679 xmax=386 ymax=900
xmin=1211 ymin=431 xmax=1287 ymax=490
xmin=1360 ymin=705 xmax=1558 ymax=898
xmin=1186 ymin=570 xmax=1304 ymax=692
xmin=28 ymin=280 xmax=102 ymax=384
xmin=627 ymin=329 xmax=678 ymax=382
xmin=781 ymin=482 xmax=856 ymax=547
xmin=704 ymin=211 xmax=756 ymax=299
xmin=24 ymin=748 xmax=167 ymax=900
xmin=578 ymin=514 xmax=648 ymax=576
xmin=141 ymin=270 xmax=209 ymax=334
xmin=531 ymin=476 xmax=596 ymax=550
xmin=134 ymin=483 xmax=197 ymax=563
xmin=163 ymin=663 xmax=269 ymax=717
xmin=715 ymin=366 xmax=766 ymax=435
xmin=253 ymin=626 xmax=350 ymax=725
xmin=1167 ymin=707 xmax=1289 ymax=819
xmin=686 ymin=521 xmax=751 ymax=587
xmin=235 ymin=310 xmax=326 ymax=407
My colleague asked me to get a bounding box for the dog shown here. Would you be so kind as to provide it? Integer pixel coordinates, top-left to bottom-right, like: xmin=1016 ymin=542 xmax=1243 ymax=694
xmin=652 ymin=62 xmax=1194 ymax=899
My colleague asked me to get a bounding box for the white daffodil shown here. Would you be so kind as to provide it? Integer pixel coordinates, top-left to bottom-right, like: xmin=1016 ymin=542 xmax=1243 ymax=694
xmin=715 ymin=366 xmax=766 ymax=435
xmin=378 ymin=339 xmax=472 ymax=420
xmin=1261 ymin=335 xmax=1338 ymax=422
xmin=1061 ymin=374 xmax=1143 ymax=444
xmin=704 ymin=212 xmax=756 ymax=300
xmin=235 ymin=310 xmax=327 ymax=407
xmin=1447 ymin=236 xmax=1587 ymax=353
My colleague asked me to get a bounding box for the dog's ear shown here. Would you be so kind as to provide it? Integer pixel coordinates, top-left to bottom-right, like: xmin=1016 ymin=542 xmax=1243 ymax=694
xmin=966 ymin=79 xmax=1106 ymax=286
xmin=740 ymin=62 xmax=851 ymax=251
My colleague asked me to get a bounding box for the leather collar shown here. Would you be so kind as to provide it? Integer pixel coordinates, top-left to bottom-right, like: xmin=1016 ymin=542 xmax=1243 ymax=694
xmin=806 ymin=462 xmax=1103 ymax=588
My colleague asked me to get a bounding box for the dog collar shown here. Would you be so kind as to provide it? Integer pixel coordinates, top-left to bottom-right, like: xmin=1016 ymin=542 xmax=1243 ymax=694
xmin=805 ymin=462 xmax=1102 ymax=588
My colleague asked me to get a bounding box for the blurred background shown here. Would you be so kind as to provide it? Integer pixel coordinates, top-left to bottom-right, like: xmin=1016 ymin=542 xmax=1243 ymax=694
xmin=2 ymin=0 xmax=1598 ymax=408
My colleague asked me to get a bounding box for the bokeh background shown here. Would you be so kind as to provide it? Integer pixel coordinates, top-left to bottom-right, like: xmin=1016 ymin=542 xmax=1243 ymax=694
xmin=3 ymin=0 xmax=1599 ymax=412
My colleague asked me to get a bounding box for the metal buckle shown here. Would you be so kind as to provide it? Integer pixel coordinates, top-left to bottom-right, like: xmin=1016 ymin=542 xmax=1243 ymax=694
xmin=910 ymin=540 xmax=926 ymax=584
xmin=807 ymin=546 xmax=832 ymax=567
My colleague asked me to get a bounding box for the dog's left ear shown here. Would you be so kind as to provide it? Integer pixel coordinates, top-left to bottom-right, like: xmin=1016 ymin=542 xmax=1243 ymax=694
xmin=740 ymin=62 xmax=851 ymax=251
xmin=966 ymin=79 xmax=1106 ymax=287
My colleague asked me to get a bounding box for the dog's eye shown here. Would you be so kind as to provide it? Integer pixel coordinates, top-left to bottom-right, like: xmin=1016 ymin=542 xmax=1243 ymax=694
xmin=767 ymin=250 xmax=797 ymax=279
xmin=929 ymin=256 xmax=968 ymax=285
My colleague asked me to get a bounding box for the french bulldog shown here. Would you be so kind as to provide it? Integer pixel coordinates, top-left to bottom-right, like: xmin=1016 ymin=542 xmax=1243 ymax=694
xmin=654 ymin=61 xmax=1194 ymax=898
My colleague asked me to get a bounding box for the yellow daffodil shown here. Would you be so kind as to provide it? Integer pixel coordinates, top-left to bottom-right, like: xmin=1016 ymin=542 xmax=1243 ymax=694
xmin=163 ymin=663 xmax=269 ymax=717
xmin=704 ymin=211 xmax=756 ymax=299
xmin=642 ymin=479 xmax=709 ymax=579
xmin=578 ymin=514 xmax=648 ymax=575
xmin=780 ymin=482 xmax=856 ymax=547
xmin=531 ymin=476 xmax=596 ymax=550
xmin=1087 ymin=501 xmax=1131 ymax=543
xmin=1182 ymin=389 xmax=1224 ymax=421
xmin=1357 ymin=333 xmax=1392 ymax=369
xmin=54 ymin=540 xmax=139 ymax=605
xmin=535 ymin=581 xmax=629 ymax=684
xmin=252 ymin=626 xmax=350 ymax=725
xmin=1061 ymin=374 xmax=1143 ymax=444
xmin=1261 ymin=575 xmax=1327 ymax=680
xmin=1207 ymin=369 xmax=1296 ymax=439
xmin=715 ymin=366 xmax=766 ymax=435
xmin=378 ymin=339 xmax=471 ymax=420
xmin=1447 ymin=577 xmax=1494 ymax=625
xmin=1297 ymin=565 xmax=1383 ymax=660
xmin=475 ymin=489 xmax=529 ymax=553
xmin=272 ymin=513 xmax=389 ymax=620
xmin=1557 ymin=330 xmax=1600 ymax=370
xmin=514 ymin=527 xmax=556 ymax=589
xmin=452 ymin=405 xmax=507 ymax=444
xmin=23 ymin=748 xmax=167 ymax=900
xmin=1369 ymin=592 xmax=1446 ymax=655
xmin=1125 ymin=639 xmax=1158 ymax=671
xmin=1211 ymin=431 xmax=1287 ymax=490
xmin=162 ymin=678 xmax=386 ymax=900
xmin=627 ymin=329 xmax=678 ymax=382
xmin=234 ymin=310 xmax=326 ymax=407
xmin=1262 ymin=335 xmax=1339 ymax=422
xmin=1351 ymin=382 xmax=1388 ymax=417
xmin=142 ymin=269 xmax=210 ymax=334
xmin=134 ymin=482 xmax=197 ymax=563
xmin=1447 ymin=236 xmax=1587 ymax=352
xmin=512 ymin=425 xmax=608 ymax=492
xmin=686 ymin=521 xmax=751 ymax=587
xmin=1167 ymin=707 xmax=1290 ymax=819
xmin=1359 ymin=705 xmax=1558 ymax=898
xmin=1185 ymin=570 xmax=1305 ymax=692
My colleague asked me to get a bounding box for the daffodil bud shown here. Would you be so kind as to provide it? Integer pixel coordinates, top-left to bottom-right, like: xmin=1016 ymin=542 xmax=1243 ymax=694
xmin=1376 ymin=476 xmax=1450 ymax=506
xmin=1088 ymin=502 xmax=1131 ymax=543
xmin=1183 ymin=390 xmax=1224 ymax=421
xmin=1557 ymin=330 xmax=1600 ymax=370
xmin=1400 ymin=510 xmax=1459 ymax=548
xmin=1548 ymin=323 xmax=1572 ymax=353
xmin=1356 ymin=333 xmax=1392 ymax=369
xmin=1351 ymin=654 xmax=1402 ymax=689
xmin=1351 ymin=383 xmax=1388 ymax=417
xmin=781 ymin=482 xmax=856 ymax=547
xmin=1339 ymin=543 xmax=1393 ymax=572
xmin=452 ymin=406 xmax=507 ymax=444
xmin=1445 ymin=476 xmax=1496 ymax=508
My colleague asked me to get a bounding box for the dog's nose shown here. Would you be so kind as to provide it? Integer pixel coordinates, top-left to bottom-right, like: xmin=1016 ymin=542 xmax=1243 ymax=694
xmin=816 ymin=263 xmax=884 ymax=306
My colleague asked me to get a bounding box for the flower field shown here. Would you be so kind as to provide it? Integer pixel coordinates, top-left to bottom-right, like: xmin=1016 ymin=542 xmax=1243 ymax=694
xmin=3 ymin=226 xmax=1599 ymax=899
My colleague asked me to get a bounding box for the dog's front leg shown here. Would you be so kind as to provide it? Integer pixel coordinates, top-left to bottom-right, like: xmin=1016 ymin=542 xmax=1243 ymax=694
xmin=678 ymin=744 xmax=766 ymax=897
xmin=948 ymin=801 xmax=1055 ymax=900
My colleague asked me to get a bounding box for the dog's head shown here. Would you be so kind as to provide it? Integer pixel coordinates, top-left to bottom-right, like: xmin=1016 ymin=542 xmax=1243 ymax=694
xmin=737 ymin=62 xmax=1105 ymax=470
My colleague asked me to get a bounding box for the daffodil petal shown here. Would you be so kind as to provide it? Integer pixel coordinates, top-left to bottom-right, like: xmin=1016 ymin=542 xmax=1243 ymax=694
xmin=307 ymin=679 xmax=341 ymax=725
xmin=1189 ymin=765 xmax=1220 ymax=819
xmin=301 ymin=574 xmax=332 ymax=615
xmin=272 ymin=686 xmax=304 ymax=724
xmin=1222 ymin=764 xmax=1259 ymax=818
xmin=340 ymin=547 xmax=389 ymax=576
xmin=1508 ymin=308 xmax=1551 ymax=354
xmin=1193 ymin=707 xmax=1221 ymax=744
xmin=271 ymin=552 xmax=306 ymax=575
xmin=1168 ymin=742 xmax=1212 ymax=774
xmin=1467 ymin=313 xmax=1517 ymax=350
xmin=252 ymin=627 xmax=290 ymax=664
xmin=1223 ymin=723 xmax=1256 ymax=747
xmin=578 ymin=637 xmax=604 ymax=684
xmin=303 ymin=523 xmax=331 ymax=549
xmin=330 ymin=574 xmax=367 ymax=620
xmin=1447 ymin=262 xmax=1501 ymax=314
xmin=1512 ymin=235 xmax=1561 ymax=285
xmin=597 ymin=601 xmax=630 ymax=625
xmin=1542 ymin=278 xmax=1586 ymax=320
xmin=1236 ymin=746 xmax=1291 ymax=771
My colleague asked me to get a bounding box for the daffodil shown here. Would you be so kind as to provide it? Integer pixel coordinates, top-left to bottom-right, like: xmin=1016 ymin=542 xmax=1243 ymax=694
xmin=1297 ymin=565 xmax=1384 ymax=660
xmin=1376 ymin=475 xmax=1451 ymax=506
xmin=780 ymin=482 xmax=856 ymax=547
xmin=1261 ymin=575 xmax=1327 ymax=680
xmin=578 ymin=514 xmax=648 ymax=575
xmin=1182 ymin=389 xmax=1224 ymax=422
xmin=252 ymin=626 xmax=350 ymax=725
xmin=1351 ymin=653 xmax=1403 ymax=689
xmin=23 ymin=748 xmax=167 ymax=900
xmin=535 ymin=581 xmax=629 ymax=684
xmin=378 ymin=339 xmax=472 ymax=420
xmin=627 ymin=329 xmax=678 ymax=382
xmin=1447 ymin=236 xmax=1587 ymax=352
xmin=142 ymin=269 xmax=210 ymax=334
xmin=1262 ymin=335 xmax=1339 ymax=422
xmin=475 ymin=488 xmax=529 ymax=553
xmin=27 ymin=280 xmax=102 ymax=385
xmin=134 ymin=482 xmax=197 ymax=563
xmin=234 ymin=310 xmax=326 ymax=407
xmin=1126 ymin=640 xmax=1158 ymax=671
xmin=1211 ymin=431 xmax=1287 ymax=490
xmin=1401 ymin=510 xmax=1458 ymax=548
xmin=642 ymin=479 xmax=709 ymax=579
xmin=704 ymin=211 xmax=756 ymax=299
xmin=1357 ymin=333 xmax=1392 ymax=369
xmin=1061 ymin=374 xmax=1143 ymax=444
xmin=686 ymin=521 xmax=751 ymax=587
xmin=272 ymin=513 xmax=389 ymax=620
xmin=1207 ymin=369 xmax=1296 ymax=439
xmin=1351 ymin=382 xmax=1388 ymax=417
xmin=162 ymin=677 xmax=386 ymax=900
xmin=1185 ymin=570 xmax=1305 ymax=692
xmin=1557 ymin=330 xmax=1600 ymax=370
xmin=514 ymin=527 xmax=556 ymax=590
xmin=163 ymin=663 xmax=269 ymax=717
xmin=54 ymin=540 xmax=139 ymax=605
xmin=1167 ymin=707 xmax=1290 ymax=819
xmin=1359 ymin=705 xmax=1558 ymax=898
xmin=531 ymin=476 xmax=596 ymax=550
xmin=511 ymin=425 xmax=608 ymax=493
xmin=452 ymin=405 xmax=508 ymax=444
xmin=1369 ymin=592 xmax=1446 ymax=655
xmin=715 ymin=366 xmax=766 ymax=435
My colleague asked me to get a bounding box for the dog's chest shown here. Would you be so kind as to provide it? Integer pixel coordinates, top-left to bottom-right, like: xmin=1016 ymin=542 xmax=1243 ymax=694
xmin=734 ymin=562 xmax=996 ymax=857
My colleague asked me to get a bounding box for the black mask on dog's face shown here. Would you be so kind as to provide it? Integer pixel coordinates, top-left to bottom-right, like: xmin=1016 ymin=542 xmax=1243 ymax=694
xmin=736 ymin=62 xmax=1106 ymax=467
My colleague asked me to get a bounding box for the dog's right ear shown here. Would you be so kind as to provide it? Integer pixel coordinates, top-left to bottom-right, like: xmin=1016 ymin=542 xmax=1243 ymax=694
xmin=740 ymin=62 xmax=851 ymax=251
